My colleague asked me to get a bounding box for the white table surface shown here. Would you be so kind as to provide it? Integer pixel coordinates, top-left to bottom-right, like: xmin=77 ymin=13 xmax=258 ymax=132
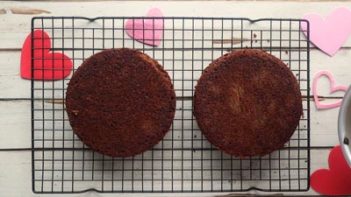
xmin=0 ymin=0 xmax=350 ymax=196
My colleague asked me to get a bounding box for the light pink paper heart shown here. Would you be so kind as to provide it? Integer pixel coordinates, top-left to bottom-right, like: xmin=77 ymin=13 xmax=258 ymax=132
xmin=125 ymin=8 xmax=164 ymax=46
xmin=312 ymin=70 xmax=348 ymax=109
xmin=301 ymin=7 xmax=351 ymax=56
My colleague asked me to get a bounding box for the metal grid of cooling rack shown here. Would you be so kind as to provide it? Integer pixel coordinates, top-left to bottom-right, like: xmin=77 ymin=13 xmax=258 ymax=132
xmin=31 ymin=17 xmax=310 ymax=193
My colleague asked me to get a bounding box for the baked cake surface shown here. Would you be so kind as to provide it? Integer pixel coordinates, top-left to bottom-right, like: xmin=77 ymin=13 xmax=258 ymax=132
xmin=194 ymin=49 xmax=302 ymax=157
xmin=66 ymin=48 xmax=176 ymax=157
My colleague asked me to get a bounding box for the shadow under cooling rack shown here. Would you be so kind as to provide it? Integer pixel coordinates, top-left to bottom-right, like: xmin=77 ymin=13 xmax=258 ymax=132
xmin=31 ymin=16 xmax=310 ymax=193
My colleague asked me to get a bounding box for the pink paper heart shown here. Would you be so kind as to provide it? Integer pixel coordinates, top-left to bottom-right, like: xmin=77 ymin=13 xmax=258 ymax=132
xmin=125 ymin=8 xmax=164 ymax=46
xmin=301 ymin=7 xmax=351 ymax=56
xmin=312 ymin=70 xmax=348 ymax=109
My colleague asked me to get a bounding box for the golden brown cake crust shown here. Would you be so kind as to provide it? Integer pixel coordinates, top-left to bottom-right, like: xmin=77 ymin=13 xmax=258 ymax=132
xmin=66 ymin=48 xmax=176 ymax=157
xmin=194 ymin=49 xmax=302 ymax=157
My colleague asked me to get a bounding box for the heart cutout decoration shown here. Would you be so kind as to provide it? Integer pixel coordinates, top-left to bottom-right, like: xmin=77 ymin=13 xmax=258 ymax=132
xmin=125 ymin=8 xmax=164 ymax=46
xmin=301 ymin=7 xmax=351 ymax=56
xmin=20 ymin=29 xmax=73 ymax=80
xmin=312 ymin=70 xmax=348 ymax=109
xmin=311 ymin=146 xmax=351 ymax=195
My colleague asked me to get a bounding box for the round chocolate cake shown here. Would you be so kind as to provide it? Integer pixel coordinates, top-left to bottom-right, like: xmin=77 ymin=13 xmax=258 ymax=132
xmin=66 ymin=48 xmax=176 ymax=157
xmin=194 ymin=49 xmax=302 ymax=157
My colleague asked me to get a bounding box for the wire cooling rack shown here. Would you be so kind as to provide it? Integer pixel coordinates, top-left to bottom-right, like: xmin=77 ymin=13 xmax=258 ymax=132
xmin=31 ymin=16 xmax=310 ymax=193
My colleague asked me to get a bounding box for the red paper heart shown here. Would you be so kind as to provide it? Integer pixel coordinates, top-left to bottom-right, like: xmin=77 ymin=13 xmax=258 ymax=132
xmin=311 ymin=146 xmax=351 ymax=195
xmin=20 ymin=30 xmax=73 ymax=80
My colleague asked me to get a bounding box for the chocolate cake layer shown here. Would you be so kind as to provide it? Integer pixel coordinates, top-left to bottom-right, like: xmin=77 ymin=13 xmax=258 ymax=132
xmin=194 ymin=49 xmax=302 ymax=157
xmin=66 ymin=48 xmax=176 ymax=157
